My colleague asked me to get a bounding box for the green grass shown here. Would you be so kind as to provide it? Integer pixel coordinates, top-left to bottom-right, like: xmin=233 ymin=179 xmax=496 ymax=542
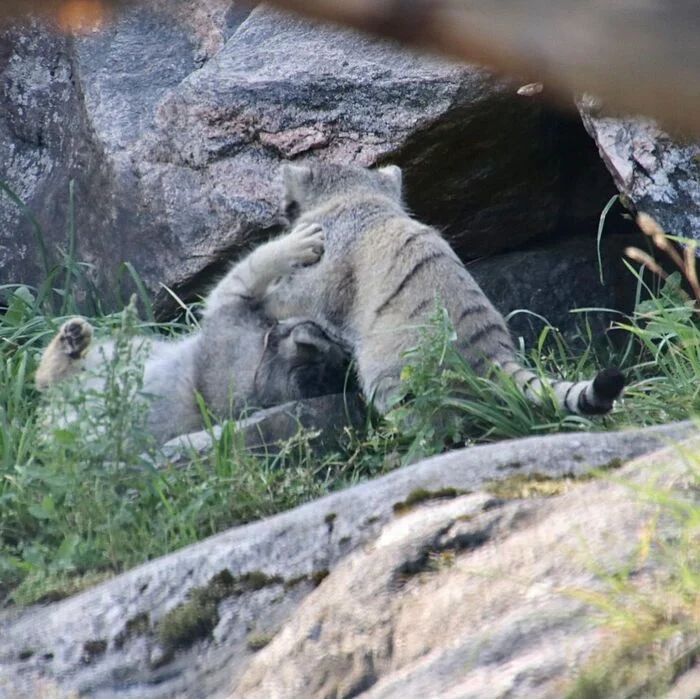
xmin=2 ymin=250 xmax=699 ymax=606
xmin=2 ymin=187 xmax=700 ymax=694
xmin=0 ymin=266 xmax=670 ymax=606
xmin=385 ymin=306 xmax=623 ymax=463
xmin=0 ymin=281 xmax=399 ymax=605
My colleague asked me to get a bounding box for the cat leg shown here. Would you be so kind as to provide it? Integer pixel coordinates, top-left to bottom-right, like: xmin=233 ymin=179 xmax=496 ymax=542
xmin=203 ymin=222 xmax=324 ymax=317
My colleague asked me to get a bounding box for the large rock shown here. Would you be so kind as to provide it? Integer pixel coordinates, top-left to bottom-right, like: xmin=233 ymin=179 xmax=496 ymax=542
xmin=579 ymin=97 xmax=700 ymax=245
xmin=232 ymin=436 xmax=699 ymax=699
xmin=263 ymin=0 xmax=700 ymax=139
xmin=471 ymin=232 xmax=639 ymax=348
xmin=0 ymin=420 xmax=696 ymax=698
xmin=1 ymin=3 xmax=617 ymax=317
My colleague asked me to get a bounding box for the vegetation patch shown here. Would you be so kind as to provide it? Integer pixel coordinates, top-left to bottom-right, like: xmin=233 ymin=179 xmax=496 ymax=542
xmin=246 ymin=630 xmax=277 ymax=651
xmin=10 ymin=571 xmax=116 ymax=607
xmin=566 ymin=640 xmax=689 ymax=699
xmin=489 ymin=457 xmax=627 ymax=500
xmin=393 ymin=487 xmax=466 ymax=515
xmin=486 ymin=473 xmax=593 ymax=500
xmin=565 ymin=419 xmax=700 ymax=694
xmin=157 ymin=569 xmax=283 ymax=651
xmin=310 ymin=569 xmax=329 ymax=587
xmin=114 ymin=612 xmax=150 ymax=649
xmin=487 ymin=456 xmax=627 ymax=499
xmin=565 ymin=561 xmax=700 ymax=698
xmin=158 ymin=598 xmax=217 ymax=652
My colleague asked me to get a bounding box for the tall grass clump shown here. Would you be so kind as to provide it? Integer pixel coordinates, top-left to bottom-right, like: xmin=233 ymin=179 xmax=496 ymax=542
xmin=613 ymin=213 xmax=700 ymax=425
xmin=386 ymin=306 xmax=613 ymax=463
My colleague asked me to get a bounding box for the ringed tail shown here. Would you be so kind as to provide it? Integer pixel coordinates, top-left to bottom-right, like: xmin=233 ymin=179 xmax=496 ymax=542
xmin=498 ymin=361 xmax=625 ymax=416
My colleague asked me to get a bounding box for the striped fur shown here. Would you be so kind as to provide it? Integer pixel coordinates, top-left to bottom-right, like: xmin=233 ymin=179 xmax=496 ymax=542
xmin=264 ymin=163 xmax=624 ymax=416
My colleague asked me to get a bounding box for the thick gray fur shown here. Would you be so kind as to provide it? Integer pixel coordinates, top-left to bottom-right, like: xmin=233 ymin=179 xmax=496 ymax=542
xmin=35 ymin=222 xmax=351 ymax=445
xmin=263 ymin=163 xmax=624 ymax=415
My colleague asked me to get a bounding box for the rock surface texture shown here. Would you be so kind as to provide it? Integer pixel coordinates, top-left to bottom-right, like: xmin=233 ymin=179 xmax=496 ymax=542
xmin=470 ymin=232 xmax=639 ymax=347
xmin=1 ymin=2 xmax=619 ymax=322
xmin=0 ymin=420 xmax=696 ymax=698
xmin=579 ymin=96 xmax=700 ymax=245
xmin=232 ymin=436 xmax=699 ymax=699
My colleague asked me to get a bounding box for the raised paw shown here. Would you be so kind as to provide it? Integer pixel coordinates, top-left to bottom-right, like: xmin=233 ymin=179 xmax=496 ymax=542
xmin=285 ymin=221 xmax=324 ymax=267
xmin=35 ymin=317 xmax=95 ymax=390
xmin=58 ymin=318 xmax=93 ymax=359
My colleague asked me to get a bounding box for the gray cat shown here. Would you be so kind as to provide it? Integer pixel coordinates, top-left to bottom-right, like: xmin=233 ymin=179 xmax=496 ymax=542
xmin=261 ymin=162 xmax=624 ymax=415
xmin=36 ymin=221 xmax=351 ymax=445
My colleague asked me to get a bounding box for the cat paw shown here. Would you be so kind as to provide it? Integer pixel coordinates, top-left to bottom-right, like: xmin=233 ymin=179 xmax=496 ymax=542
xmin=286 ymin=222 xmax=324 ymax=267
xmin=58 ymin=318 xmax=93 ymax=359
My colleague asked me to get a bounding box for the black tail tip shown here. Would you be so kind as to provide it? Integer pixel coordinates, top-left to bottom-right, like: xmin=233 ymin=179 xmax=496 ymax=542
xmin=592 ymin=368 xmax=626 ymax=402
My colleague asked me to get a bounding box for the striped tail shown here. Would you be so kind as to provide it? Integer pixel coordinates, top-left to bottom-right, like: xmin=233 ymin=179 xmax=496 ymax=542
xmin=499 ymin=361 xmax=625 ymax=416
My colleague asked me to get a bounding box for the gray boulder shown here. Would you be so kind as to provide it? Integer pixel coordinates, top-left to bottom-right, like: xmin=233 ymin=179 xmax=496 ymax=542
xmin=0 ymin=420 xmax=695 ymax=698
xmin=471 ymin=232 xmax=639 ymax=348
xmin=233 ymin=433 xmax=700 ymax=699
xmin=1 ymin=3 xmax=617 ymax=318
xmin=579 ymin=96 xmax=700 ymax=246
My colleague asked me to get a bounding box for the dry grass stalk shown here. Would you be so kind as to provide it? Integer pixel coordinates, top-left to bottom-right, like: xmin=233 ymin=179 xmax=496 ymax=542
xmin=628 ymin=213 xmax=700 ymax=307
xmin=625 ymin=247 xmax=669 ymax=281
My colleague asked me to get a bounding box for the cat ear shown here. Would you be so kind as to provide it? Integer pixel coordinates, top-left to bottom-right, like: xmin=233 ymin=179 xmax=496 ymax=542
xmin=378 ymin=164 xmax=403 ymax=198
